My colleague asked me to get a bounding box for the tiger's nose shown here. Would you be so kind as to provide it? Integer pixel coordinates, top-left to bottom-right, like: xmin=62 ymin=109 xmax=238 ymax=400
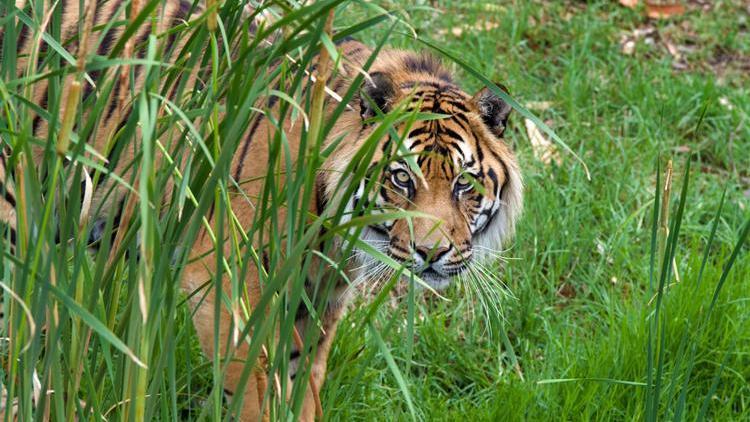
xmin=415 ymin=245 xmax=451 ymax=264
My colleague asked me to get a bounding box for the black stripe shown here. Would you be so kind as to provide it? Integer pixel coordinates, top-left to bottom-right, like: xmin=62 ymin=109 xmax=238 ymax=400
xmin=289 ymin=349 xmax=301 ymax=361
xmin=266 ymin=90 xmax=280 ymax=110
xmin=0 ymin=151 xmax=15 ymax=207
xmin=133 ymin=24 xmax=153 ymax=58
xmin=476 ymin=171 xmax=508 ymax=237
xmin=441 ymin=160 xmax=451 ymax=177
xmin=315 ymin=174 xmax=328 ymax=216
xmin=293 ymin=290 xmax=315 ymax=323
xmin=289 ymin=331 xmax=328 ymax=380
xmin=487 ymin=167 xmax=498 ymax=194
xmin=389 ymin=242 xmax=410 ymax=255
xmin=368 ymin=223 xmax=388 ymax=237
xmin=105 ymin=77 xmax=122 ymax=120
xmin=165 ymin=0 xmax=194 ymax=56
xmin=17 ymin=22 xmax=30 ymax=54
xmin=408 ymin=125 xmax=433 ymax=138
xmin=82 ymin=75 xmax=100 ymax=100
xmin=261 ymin=252 xmax=270 ymax=272
xmin=94 ymin=109 xmax=133 ymax=188
xmin=165 ymin=71 xmax=185 ymax=102
xmin=332 ymin=76 xmax=346 ymax=96
xmin=112 ymin=197 xmax=126 ymax=229
xmin=31 ymin=91 xmax=50 ymax=134
xmin=92 ymin=0 xmax=125 ymax=97
xmin=444 ymin=99 xmax=469 ymax=113
xmin=381 ymin=135 xmax=392 ymax=155
xmin=351 ymin=194 xmax=362 ymax=214
xmin=473 ymin=135 xmax=485 ymax=163
xmin=97 ymin=26 xmax=117 ymax=57
xmin=232 ymin=114 xmax=264 ymax=181
xmin=0 ymin=180 xmax=16 ymax=207
xmin=334 ymin=35 xmax=356 ymax=46
xmin=439 ymin=126 xmax=466 ymax=143
xmin=3 ymin=226 xmax=16 ymax=247
xmin=205 ymin=202 xmax=216 ymax=225
xmin=497 ymin=160 xmax=509 ymax=200
xmin=451 ymin=111 xmax=471 ymax=128
xmin=344 ymin=45 xmax=365 ymax=58
xmin=93 ymin=0 xmax=106 ymax=27
xmin=32 ymin=115 xmax=44 ymax=135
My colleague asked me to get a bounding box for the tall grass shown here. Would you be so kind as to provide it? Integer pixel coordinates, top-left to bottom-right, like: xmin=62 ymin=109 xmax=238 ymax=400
xmin=3 ymin=0 xmax=748 ymax=421
xmin=644 ymin=157 xmax=749 ymax=421
xmin=0 ymin=0 xmax=437 ymax=420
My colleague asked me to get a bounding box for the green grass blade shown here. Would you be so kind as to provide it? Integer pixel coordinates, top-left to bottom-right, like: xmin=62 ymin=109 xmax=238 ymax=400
xmin=367 ymin=322 xmax=418 ymax=421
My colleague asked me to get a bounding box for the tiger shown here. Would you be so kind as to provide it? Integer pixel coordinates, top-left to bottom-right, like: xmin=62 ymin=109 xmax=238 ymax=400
xmin=0 ymin=0 xmax=523 ymax=420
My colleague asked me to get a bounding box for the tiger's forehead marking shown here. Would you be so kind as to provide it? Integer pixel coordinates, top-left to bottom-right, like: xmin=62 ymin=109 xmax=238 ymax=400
xmin=405 ymin=116 xmax=477 ymax=172
xmin=386 ymin=81 xmax=493 ymax=183
xmin=401 ymin=83 xmax=470 ymax=112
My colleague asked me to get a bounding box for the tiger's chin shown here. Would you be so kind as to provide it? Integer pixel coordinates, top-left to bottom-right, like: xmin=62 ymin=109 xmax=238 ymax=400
xmin=412 ymin=269 xmax=453 ymax=291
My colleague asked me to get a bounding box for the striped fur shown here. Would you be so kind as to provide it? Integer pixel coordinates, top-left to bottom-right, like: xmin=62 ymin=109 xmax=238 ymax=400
xmin=0 ymin=1 xmax=523 ymax=421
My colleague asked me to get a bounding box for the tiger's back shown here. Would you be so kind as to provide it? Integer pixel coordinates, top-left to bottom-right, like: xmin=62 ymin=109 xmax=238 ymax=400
xmin=0 ymin=0 xmax=200 ymax=235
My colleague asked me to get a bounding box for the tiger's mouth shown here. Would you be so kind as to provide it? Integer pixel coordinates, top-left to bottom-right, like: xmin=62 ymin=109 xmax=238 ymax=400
xmin=415 ymin=267 xmax=453 ymax=290
xmin=358 ymin=226 xmax=470 ymax=290
xmin=409 ymin=262 xmax=469 ymax=290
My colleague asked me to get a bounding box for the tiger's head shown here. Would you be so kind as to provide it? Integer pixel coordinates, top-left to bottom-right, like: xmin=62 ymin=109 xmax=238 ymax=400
xmin=323 ymin=52 xmax=523 ymax=291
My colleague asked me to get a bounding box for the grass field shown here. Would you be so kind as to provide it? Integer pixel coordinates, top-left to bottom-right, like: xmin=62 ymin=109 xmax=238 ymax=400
xmin=1 ymin=0 xmax=749 ymax=421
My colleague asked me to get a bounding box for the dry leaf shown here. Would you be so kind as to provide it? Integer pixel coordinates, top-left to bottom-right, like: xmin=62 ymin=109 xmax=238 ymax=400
xmin=619 ymin=26 xmax=657 ymax=56
xmin=556 ymin=283 xmax=576 ymax=300
xmin=524 ymin=118 xmax=561 ymax=166
xmin=621 ymin=39 xmax=636 ymax=55
xmin=645 ymin=2 xmax=686 ymax=19
xmin=663 ymin=39 xmax=681 ymax=59
xmin=671 ymin=60 xmax=688 ymax=70
xmin=475 ymin=21 xmax=499 ymax=31
xmin=633 ymin=27 xmax=658 ymax=38
xmin=619 ymin=0 xmax=640 ymax=8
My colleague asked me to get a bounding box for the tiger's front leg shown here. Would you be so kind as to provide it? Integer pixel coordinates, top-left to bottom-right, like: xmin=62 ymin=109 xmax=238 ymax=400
xmin=295 ymin=301 xmax=347 ymax=421
xmin=182 ymin=259 xmax=271 ymax=421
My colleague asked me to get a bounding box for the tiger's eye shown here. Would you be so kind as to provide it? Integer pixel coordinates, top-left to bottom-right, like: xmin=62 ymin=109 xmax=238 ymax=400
xmin=393 ymin=169 xmax=411 ymax=187
xmin=456 ymin=174 xmax=472 ymax=187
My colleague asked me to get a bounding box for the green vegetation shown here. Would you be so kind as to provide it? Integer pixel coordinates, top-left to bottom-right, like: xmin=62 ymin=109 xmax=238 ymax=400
xmin=1 ymin=0 xmax=748 ymax=421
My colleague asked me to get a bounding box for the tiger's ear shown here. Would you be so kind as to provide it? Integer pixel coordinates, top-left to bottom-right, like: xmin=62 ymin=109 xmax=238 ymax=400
xmin=360 ymin=72 xmax=396 ymax=120
xmin=472 ymin=83 xmax=513 ymax=138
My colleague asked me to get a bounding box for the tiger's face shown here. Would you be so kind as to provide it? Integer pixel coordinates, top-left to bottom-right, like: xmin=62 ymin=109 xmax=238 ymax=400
xmin=326 ymin=62 xmax=523 ymax=291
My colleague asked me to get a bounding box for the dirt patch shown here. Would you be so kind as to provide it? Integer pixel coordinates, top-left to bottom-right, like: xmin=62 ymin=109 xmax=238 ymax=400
xmin=708 ymin=48 xmax=750 ymax=78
